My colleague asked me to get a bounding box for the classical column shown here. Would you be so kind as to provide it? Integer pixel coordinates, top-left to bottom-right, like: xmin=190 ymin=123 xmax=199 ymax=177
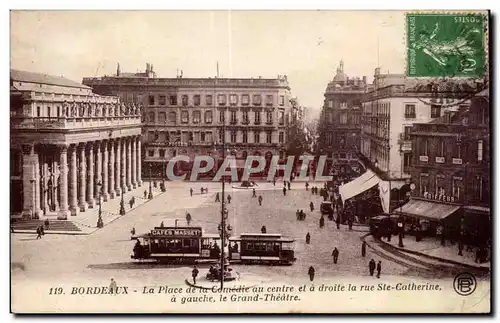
xmin=101 ymin=140 xmax=109 ymax=201
xmin=121 ymin=138 xmax=127 ymax=191
xmin=108 ymin=140 xmax=115 ymax=199
xmin=86 ymin=143 xmax=95 ymax=208
xmin=78 ymin=143 xmax=88 ymax=211
xmin=95 ymin=141 xmax=102 ymax=200
xmin=52 ymin=159 xmax=60 ymax=212
xmin=131 ymin=137 xmax=137 ymax=188
xmin=137 ymin=137 xmax=142 ymax=186
xmin=21 ymin=144 xmax=41 ymax=219
xmin=57 ymin=145 xmax=70 ymax=219
xmin=126 ymin=137 xmax=132 ymax=191
xmin=42 ymin=156 xmax=49 ymax=214
xmin=69 ymin=145 xmax=79 ymax=216
xmin=115 ymin=139 xmax=122 ymax=196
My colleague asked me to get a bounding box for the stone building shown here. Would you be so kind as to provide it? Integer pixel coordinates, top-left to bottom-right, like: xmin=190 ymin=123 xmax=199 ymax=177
xmin=10 ymin=69 xmax=142 ymax=219
xmin=83 ymin=64 xmax=291 ymax=177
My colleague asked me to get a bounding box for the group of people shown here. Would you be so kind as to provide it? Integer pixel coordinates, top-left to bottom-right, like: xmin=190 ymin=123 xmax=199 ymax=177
xmin=214 ymin=192 xmax=231 ymax=204
xmin=296 ymin=210 xmax=307 ymax=221
xmin=190 ymin=187 xmax=209 ymax=197
xmin=35 ymin=219 xmax=51 ymax=239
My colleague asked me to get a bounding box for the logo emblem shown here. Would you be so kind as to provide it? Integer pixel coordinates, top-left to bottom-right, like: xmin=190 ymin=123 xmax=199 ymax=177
xmin=453 ymin=272 xmax=477 ymax=296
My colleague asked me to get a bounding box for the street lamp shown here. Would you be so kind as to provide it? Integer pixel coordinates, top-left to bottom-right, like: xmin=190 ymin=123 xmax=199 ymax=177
xmin=148 ymin=164 xmax=153 ymax=199
xmin=119 ymin=174 xmax=126 ymax=216
xmin=96 ymin=181 xmax=104 ymax=228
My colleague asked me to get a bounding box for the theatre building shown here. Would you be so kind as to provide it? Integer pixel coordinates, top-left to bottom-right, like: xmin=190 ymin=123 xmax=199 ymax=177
xmin=10 ymin=69 xmax=142 ymax=219
xmin=83 ymin=64 xmax=291 ymax=178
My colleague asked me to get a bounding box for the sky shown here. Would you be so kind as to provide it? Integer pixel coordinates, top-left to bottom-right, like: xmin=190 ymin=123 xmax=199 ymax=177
xmin=10 ymin=10 xmax=407 ymax=110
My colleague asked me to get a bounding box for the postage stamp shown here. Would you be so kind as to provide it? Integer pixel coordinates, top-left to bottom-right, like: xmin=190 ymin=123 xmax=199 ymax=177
xmin=406 ymin=12 xmax=487 ymax=78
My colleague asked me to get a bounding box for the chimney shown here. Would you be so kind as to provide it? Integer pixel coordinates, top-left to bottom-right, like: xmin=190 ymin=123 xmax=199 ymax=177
xmin=146 ymin=63 xmax=150 ymax=73
xmin=116 ymin=62 xmax=121 ymax=76
xmin=363 ymin=76 xmax=367 ymax=85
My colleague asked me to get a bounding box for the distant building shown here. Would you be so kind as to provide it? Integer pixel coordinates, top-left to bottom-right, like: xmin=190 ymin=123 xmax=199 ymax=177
xmin=10 ymin=69 xmax=141 ymax=219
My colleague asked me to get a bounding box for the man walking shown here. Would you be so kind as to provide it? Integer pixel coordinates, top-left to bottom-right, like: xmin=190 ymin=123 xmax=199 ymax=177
xmin=319 ymin=216 xmax=325 ymax=228
xmin=376 ymin=260 xmax=382 ymax=278
xmin=227 ymin=194 xmax=232 ymax=204
xmin=305 ymin=182 xmax=309 ymax=191
xmin=336 ymin=215 xmax=341 ymax=230
xmin=36 ymin=226 xmax=42 ymax=240
xmin=283 ymin=186 xmax=287 ymax=196
xmin=305 ymin=232 xmax=311 ymax=244
xmin=361 ymin=241 xmax=367 ymax=257
xmin=215 ymin=192 xmax=220 ymax=202
xmin=190 ymin=188 xmax=193 ymax=197
xmin=192 ymin=265 xmax=199 ymax=285
xmin=309 ymin=201 xmax=314 ymax=212
xmin=252 ymin=188 xmax=257 ymax=198
xmin=109 ymin=278 xmax=117 ymax=295
xmin=308 ymin=266 xmax=315 ymax=282
xmin=258 ymin=195 xmax=263 ymax=206
xmin=369 ymin=259 xmax=376 ymax=276
xmin=186 ymin=213 xmax=192 ymax=226
xmin=332 ymin=247 xmax=339 ymax=264
xmin=144 ymin=190 xmax=147 ymax=199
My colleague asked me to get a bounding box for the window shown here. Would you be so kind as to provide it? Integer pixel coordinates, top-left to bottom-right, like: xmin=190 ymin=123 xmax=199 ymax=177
xmin=168 ymin=111 xmax=177 ymax=124
xmin=253 ymin=94 xmax=262 ymax=106
xmin=47 ymin=107 xmax=51 ymax=118
xmin=158 ymin=112 xmax=166 ymax=123
xmin=200 ymin=132 xmax=206 ymax=142
xmin=477 ymin=140 xmax=483 ymax=162
xmin=266 ymin=111 xmax=273 ymax=124
xmin=218 ymin=130 xmax=223 ymax=142
xmin=431 ymin=105 xmax=441 ymax=118
xmin=279 ymin=95 xmax=285 ymax=106
xmin=165 ymin=132 xmax=170 ymax=142
xmin=217 ymin=94 xmax=226 ymax=106
xmin=254 ymin=132 xmax=260 ymax=143
xmin=193 ymin=110 xmax=201 ymax=123
xmin=328 ymin=112 xmax=333 ymax=123
xmin=328 ymin=100 xmax=333 ymax=108
xmin=279 ymin=132 xmax=284 ymax=143
xmin=204 ymin=111 xmax=213 ymax=123
xmin=242 ymin=94 xmax=250 ymax=106
xmin=453 ymin=142 xmax=462 ymax=159
xmin=266 ymin=131 xmax=272 ymax=144
xmin=148 ymin=112 xmax=155 ymax=123
xmin=405 ymin=104 xmax=416 ymax=118
xmin=242 ymin=111 xmax=249 ymax=123
xmin=340 ymin=113 xmax=347 ymax=124
xmin=219 ymin=110 xmax=224 ymax=123
xmin=255 ymin=111 xmax=261 ymax=124
xmin=266 ymin=95 xmax=273 ymax=106
xmin=206 ymin=95 xmax=213 ymax=106
xmin=419 ymin=174 xmax=429 ymax=196
xmin=159 ymin=149 xmax=166 ymax=158
xmin=403 ymin=153 xmax=412 ymax=169
xmin=472 ymin=176 xmax=484 ymax=201
xmin=159 ymin=95 xmax=166 ymax=105
xmin=452 ymin=178 xmax=462 ymax=200
xmin=181 ymin=111 xmax=189 ymax=123
xmin=148 ymin=150 xmax=154 ymax=157
xmin=404 ymin=126 xmax=412 ymax=140
xmin=193 ymin=95 xmax=200 ymax=106
xmin=181 ymin=95 xmax=188 ymax=106
xmin=57 ymin=106 xmax=60 ymax=117
xmin=148 ymin=131 xmax=155 ymax=141
xmin=243 ymin=131 xmax=248 ymax=143
xmin=230 ymin=131 xmax=237 ymax=143
xmin=37 ymin=106 xmax=41 ymax=117
xmin=279 ymin=111 xmax=284 ymax=125
xmin=169 ymin=95 xmax=177 ymax=105
xmin=229 ymin=94 xmax=238 ymax=105
xmin=340 ymin=101 xmax=347 ymax=109
xmin=438 ymin=140 xmax=445 ymax=157
xmin=148 ymin=95 xmax=155 ymax=106
xmin=230 ymin=111 xmax=237 ymax=123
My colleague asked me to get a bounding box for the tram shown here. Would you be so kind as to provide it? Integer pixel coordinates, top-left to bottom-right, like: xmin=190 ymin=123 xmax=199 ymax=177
xmin=131 ymin=226 xmax=221 ymax=263
xmin=228 ymin=233 xmax=296 ymax=265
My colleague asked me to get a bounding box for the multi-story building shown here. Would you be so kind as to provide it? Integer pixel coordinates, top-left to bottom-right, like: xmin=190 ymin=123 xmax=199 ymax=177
xmin=400 ymin=89 xmax=490 ymax=243
xmin=10 ymin=69 xmax=142 ymax=219
xmin=83 ymin=64 xmax=291 ymax=177
xmin=317 ymin=60 xmax=368 ymax=170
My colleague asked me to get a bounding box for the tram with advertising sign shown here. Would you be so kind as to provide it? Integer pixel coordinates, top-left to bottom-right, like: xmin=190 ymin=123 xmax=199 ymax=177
xmin=228 ymin=233 xmax=296 ymax=265
xmin=131 ymin=226 xmax=221 ymax=263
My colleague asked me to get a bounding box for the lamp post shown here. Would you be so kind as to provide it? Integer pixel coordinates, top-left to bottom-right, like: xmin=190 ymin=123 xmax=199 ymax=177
xmin=96 ymin=181 xmax=103 ymax=228
xmin=148 ymin=164 xmax=153 ymax=199
xmin=119 ymin=174 xmax=126 ymax=216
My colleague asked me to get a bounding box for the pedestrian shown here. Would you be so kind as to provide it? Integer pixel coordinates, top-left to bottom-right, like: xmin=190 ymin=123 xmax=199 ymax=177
xmin=305 ymin=232 xmax=311 ymax=244
xmin=252 ymin=188 xmax=257 ymax=198
xmin=190 ymin=188 xmax=193 ymax=197
xmin=36 ymin=226 xmax=42 ymax=240
xmin=227 ymin=195 xmax=232 ymax=204
xmin=283 ymin=186 xmax=287 ymax=196
xmin=348 ymin=218 xmax=353 ymax=230
xmin=273 ymin=178 xmax=276 ymax=186
xmin=258 ymin=195 xmax=263 ymax=206
xmin=186 ymin=213 xmax=192 ymax=226
xmin=44 ymin=218 xmax=50 ymax=230
xmin=361 ymin=241 xmax=367 ymax=257
xmin=40 ymin=225 xmax=45 ymax=236
xmin=129 ymin=197 xmax=134 ymax=209
xmin=287 ymin=181 xmax=291 ymax=190
xmin=261 ymin=226 xmax=267 ymax=234
xmin=300 ymin=210 xmax=305 ymax=220
xmin=336 ymin=216 xmax=340 ymax=230
xmin=308 ymin=266 xmax=315 ymax=282
xmin=131 ymin=227 xmax=136 ymax=236
xmin=305 ymin=182 xmax=309 ymax=191
xmin=192 ymin=265 xmax=199 ymax=285
xmin=160 ymin=221 xmax=164 ymax=228
xmin=296 ymin=209 xmax=300 ymax=220
xmin=144 ymin=190 xmax=147 ymax=199
xmin=109 ymin=278 xmax=117 ymax=295
xmin=319 ymin=216 xmax=325 ymax=228
xmin=215 ymin=192 xmax=220 ymax=202
xmin=369 ymin=259 xmax=376 ymax=276
xmin=332 ymin=247 xmax=339 ymax=264
xmin=200 ymin=187 xmax=204 ymax=195
xmin=376 ymin=261 xmax=382 ymax=278
xmin=309 ymin=201 xmax=314 ymax=212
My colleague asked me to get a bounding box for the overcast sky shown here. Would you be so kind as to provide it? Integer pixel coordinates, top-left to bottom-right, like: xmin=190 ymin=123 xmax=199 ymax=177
xmin=11 ymin=11 xmax=407 ymax=110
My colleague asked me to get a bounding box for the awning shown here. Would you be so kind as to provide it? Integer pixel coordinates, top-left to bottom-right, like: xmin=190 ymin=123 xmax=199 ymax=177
xmin=339 ymin=169 xmax=381 ymax=202
xmin=393 ymin=199 xmax=461 ymax=221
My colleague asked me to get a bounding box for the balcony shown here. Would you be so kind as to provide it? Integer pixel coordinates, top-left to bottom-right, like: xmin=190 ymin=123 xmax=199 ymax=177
xmin=419 ymin=155 xmax=428 ymax=162
xmin=435 ymin=156 xmax=445 ymax=163
xmin=230 ymin=119 xmax=239 ymax=125
xmin=241 ymin=120 xmax=250 ymax=125
xmin=254 ymin=121 xmax=261 ymax=125
xmin=266 ymin=120 xmax=273 ymax=125
xmin=11 ymin=115 xmax=141 ymax=130
xmin=452 ymin=158 xmax=463 ymax=165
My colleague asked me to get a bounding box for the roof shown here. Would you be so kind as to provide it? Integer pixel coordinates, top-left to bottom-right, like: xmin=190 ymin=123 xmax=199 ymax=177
xmin=11 ymin=69 xmax=90 ymax=89
xmin=393 ymin=199 xmax=461 ymax=221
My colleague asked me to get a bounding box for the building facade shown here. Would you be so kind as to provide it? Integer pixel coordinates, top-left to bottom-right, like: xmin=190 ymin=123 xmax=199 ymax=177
xmin=317 ymin=60 xmax=368 ymax=164
xmin=83 ymin=64 xmax=291 ymax=177
xmin=10 ymin=69 xmax=142 ymax=219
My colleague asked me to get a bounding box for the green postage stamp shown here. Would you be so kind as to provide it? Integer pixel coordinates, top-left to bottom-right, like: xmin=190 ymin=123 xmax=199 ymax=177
xmin=407 ymin=12 xmax=487 ymax=78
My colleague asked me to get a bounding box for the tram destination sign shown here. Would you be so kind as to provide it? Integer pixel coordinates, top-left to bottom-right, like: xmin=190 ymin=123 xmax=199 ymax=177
xmin=150 ymin=228 xmax=202 ymax=237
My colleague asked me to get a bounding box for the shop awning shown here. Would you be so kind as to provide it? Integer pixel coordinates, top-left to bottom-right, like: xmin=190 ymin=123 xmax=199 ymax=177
xmin=393 ymin=199 xmax=461 ymax=221
xmin=339 ymin=169 xmax=381 ymax=202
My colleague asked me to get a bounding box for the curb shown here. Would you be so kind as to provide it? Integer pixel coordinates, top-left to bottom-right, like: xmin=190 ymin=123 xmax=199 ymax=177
xmin=11 ymin=230 xmax=90 ymax=236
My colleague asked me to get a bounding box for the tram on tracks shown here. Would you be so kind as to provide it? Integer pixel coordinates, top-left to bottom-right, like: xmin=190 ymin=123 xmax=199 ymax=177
xmin=228 ymin=233 xmax=296 ymax=265
xmin=131 ymin=226 xmax=221 ymax=263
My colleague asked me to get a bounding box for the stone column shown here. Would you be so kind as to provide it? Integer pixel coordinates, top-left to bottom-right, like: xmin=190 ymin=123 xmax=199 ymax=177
xmin=42 ymin=157 xmax=49 ymax=214
xmin=52 ymin=159 xmax=60 ymax=212
xmin=95 ymin=141 xmax=102 ymax=199
xmin=101 ymin=140 xmax=109 ymax=201
xmin=126 ymin=137 xmax=132 ymax=191
xmin=21 ymin=144 xmax=41 ymax=219
xmin=57 ymin=145 xmax=70 ymax=219
xmin=86 ymin=143 xmax=95 ymax=208
xmin=121 ymin=138 xmax=127 ymax=191
xmin=108 ymin=140 xmax=115 ymax=199
xmin=78 ymin=144 xmax=88 ymax=212
xmin=69 ymin=145 xmax=79 ymax=216
xmin=137 ymin=137 xmax=142 ymax=186
xmin=115 ymin=139 xmax=122 ymax=196
xmin=131 ymin=137 xmax=137 ymax=188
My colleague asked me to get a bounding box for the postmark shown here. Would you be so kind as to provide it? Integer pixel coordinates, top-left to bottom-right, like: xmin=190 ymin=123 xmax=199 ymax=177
xmin=406 ymin=12 xmax=487 ymax=78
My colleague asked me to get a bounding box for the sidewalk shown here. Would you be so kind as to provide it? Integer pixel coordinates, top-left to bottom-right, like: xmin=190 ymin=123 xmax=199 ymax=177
xmin=379 ymin=234 xmax=490 ymax=270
